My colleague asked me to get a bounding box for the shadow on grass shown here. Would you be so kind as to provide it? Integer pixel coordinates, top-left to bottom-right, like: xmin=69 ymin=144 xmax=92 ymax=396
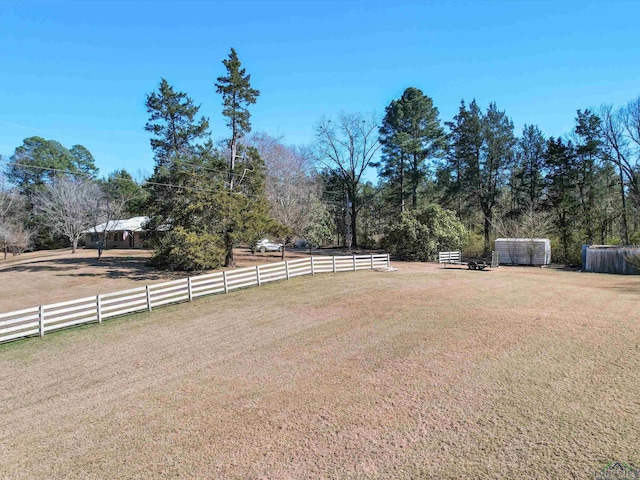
xmin=0 ymin=255 xmax=170 ymax=281
xmin=601 ymin=282 xmax=640 ymax=294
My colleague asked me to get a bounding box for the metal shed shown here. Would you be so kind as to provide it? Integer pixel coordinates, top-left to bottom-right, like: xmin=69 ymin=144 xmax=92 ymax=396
xmin=583 ymin=245 xmax=640 ymax=275
xmin=494 ymin=238 xmax=551 ymax=266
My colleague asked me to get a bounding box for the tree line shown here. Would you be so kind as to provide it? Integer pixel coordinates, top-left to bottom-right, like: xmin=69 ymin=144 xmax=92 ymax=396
xmin=2 ymin=49 xmax=639 ymax=268
xmin=371 ymin=93 xmax=640 ymax=264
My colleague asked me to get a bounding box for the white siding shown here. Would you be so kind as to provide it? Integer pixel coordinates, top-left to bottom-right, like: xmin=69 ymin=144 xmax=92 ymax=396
xmin=494 ymin=238 xmax=551 ymax=266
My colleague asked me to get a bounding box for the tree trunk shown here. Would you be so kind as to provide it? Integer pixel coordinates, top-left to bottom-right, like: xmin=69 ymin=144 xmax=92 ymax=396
xmin=229 ymin=132 xmax=237 ymax=192
xmin=618 ymin=164 xmax=629 ymax=245
xmin=281 ymin=244 xmax=286 ymax=260
xmin=225 ymin=129 xmax=237 ymax=267
xmin=399 ymin=167 xmax=405 ymax=214
xmin=224 ymin=233 xmax=234 ymax=267
xmin=483 ymin=214 xmax=491 ymax=257
xmin=72 ymin=238 xmax=78 ymax=253
xmin=412 ymin=153 xmax=418 ymax=209
xmin=351 ymin=206 xmax=358 ymax=250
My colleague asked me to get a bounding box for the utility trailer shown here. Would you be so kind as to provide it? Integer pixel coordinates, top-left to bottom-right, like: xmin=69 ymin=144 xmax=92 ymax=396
xmin=438 ymin=251 xmax=500 ymax=270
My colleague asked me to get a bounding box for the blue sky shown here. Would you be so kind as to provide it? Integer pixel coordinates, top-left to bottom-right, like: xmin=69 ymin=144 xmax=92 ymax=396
xmin=1 ymin=0 xmax=639 ymax=179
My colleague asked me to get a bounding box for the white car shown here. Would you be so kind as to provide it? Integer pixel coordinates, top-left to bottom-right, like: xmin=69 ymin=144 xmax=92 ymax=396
xmin=256 ymin=238 xmax=283 ymax=253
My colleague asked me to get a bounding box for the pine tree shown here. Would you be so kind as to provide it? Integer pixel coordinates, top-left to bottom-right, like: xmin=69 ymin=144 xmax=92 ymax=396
xmin=145 ymin=78 xmax=210 ymax=168
xmin=7 ymin=137 xmax=99 ymax=198
xmin=544 ymin=137 xmax=579 ymax=262
xmin=215 ymin=48 xmax=260 ymax=266
xmin=378 ymin=87 xmax=446 ymax=212
xmin=573 ymin=110 xmax=604 ymax=243
xmin=443 ymin=101 xmax=515 ymax=255
xmin=143 ymin=79 xmax=227 ymax=269
xmin=510 ymin=124 xmax=546 ymax=213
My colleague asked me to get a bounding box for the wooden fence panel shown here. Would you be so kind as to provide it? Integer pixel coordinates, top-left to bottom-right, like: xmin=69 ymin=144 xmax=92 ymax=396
xmin=148 ymin=279 xmax=190 ymax=307
xmin=100 ymin=287 xmax=148 ymax=320
xmin=0 ymin=254 xmax=391 ymax=343
xmin=42 ymin=296 xmax=99 ymax=333
xmin=190 ymin=271 xmax=225 ymax=298
xmin=0 ymin=306 xmax=40 ymax=342
xmin=585 ymin=247 xmax=640 ymax=275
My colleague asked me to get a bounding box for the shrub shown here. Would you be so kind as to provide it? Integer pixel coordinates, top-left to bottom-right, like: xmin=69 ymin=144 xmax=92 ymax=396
xmin=382 ymin=205 xmax=467 ymax=261
xmin=463 ymin=230 xmax=485 ymax=257
xmin=149 ymin=227 xmax=224 ymax=271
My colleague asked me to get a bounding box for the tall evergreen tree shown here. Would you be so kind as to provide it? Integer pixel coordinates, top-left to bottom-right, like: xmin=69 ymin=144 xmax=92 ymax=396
xmin=215 ymin=48 xmax=260 ymax=266
xmin=444 ymin=100 xmax=515 ymax=255
xmin=544 ymin=137 xmax=579 ymax=262
xmin=69 ymin=145 xmax=99 ymax=177
xmin=480 ymin=103 xmax=517 ymax=254
xmin=7 ymin=137 xmax=98 ymax=197
xmin=440 ymin=100 xmax=483 ymax=222
xmin=144 ymin=78 xmax=210 ymax=168
xmin=144 ymin=79 xmax=221 ymax=269
xmin=378 ymin=87 xmax=446 ymax=212
xmin=573 ymin=109 xmax=604 ymax=243
xmin=510 ymin=124 xmax=546 ymax=213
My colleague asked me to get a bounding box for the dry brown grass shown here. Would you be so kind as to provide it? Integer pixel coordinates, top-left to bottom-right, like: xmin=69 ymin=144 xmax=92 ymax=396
xmin=1 ymin=262 xmax=639 ymax=479
xmin=0 ymin=247 xmax=308 ymax=312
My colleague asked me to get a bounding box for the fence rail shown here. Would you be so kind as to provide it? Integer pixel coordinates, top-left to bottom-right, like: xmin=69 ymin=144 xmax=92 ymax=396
xmin=0 ymin=253 xmax=390 ymax=344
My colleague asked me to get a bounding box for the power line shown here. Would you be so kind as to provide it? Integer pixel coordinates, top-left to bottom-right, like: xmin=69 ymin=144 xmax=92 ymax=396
xmin=4 ymin=162 xmax=97 ymax=179
xmin=3 ymin=160 xmax=343 ymax=202
xmin=5 ymin=158 xmax=258 ymax=179
xmin=160 ymin=158 xmax=261 ymax=178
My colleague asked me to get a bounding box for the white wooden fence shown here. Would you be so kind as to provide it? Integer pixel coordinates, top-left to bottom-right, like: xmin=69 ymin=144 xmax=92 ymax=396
xmin=0 ymin=254 xmax=390 ymax=344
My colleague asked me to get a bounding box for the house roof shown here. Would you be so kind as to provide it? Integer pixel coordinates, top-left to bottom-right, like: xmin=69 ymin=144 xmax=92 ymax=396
xmin=84 ymin=216 xmax=149 ymax=233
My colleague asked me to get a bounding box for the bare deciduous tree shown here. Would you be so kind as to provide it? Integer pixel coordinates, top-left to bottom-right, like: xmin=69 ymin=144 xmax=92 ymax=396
xmin=34 ymin=177 xmax=103 ymax=253
xmin=1 ymin=171 xmax=33 ymax=258
xmin=90 ymin=193 xmax=129 ymax=260
xmin=313 ymin=112 xmax=380 ymax=249
xmin=248 ymin=132 xmax=320 ymax=242
xmin=493 ymin=203 xmax=552 ymax=264
xmin=599 ymin=100 xmax=640 ymax=243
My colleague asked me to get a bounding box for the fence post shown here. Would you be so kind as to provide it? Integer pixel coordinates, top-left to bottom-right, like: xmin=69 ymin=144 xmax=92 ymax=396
xmin=187 ymin=277 xmax=193 ymax=301
xmin=223 ymin=271 xmax=228 ymax=294
xmin=353 ymin=255 xmax=357 ymax=271
xmin=370 ymin=254 xmax=374 ymax=269
xmin=256 ymin=265 xmax=261 ymax=286
xmin=146 ymin=285 xmax=152 ymax=312
xmin=310 ymin=256 xmax=315 ymax=276
xmin=332 ymin=256 xmax=336 ymax=273
xmin=386 ymin=253 xmax=390 ymax=268
xmin=96 ymin=294 xmax=102 ymax=323
xmin=285 ymin=260 xmax=290 ymax=280
xmin=39 ymin=305 xmax=45 ymax=337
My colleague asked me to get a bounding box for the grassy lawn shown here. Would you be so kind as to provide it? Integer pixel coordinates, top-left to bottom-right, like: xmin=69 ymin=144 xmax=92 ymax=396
xmin=0 ymin=247 xmax=306 ymax=312
xmin=1 ymin=263 xmax=639 ymax=478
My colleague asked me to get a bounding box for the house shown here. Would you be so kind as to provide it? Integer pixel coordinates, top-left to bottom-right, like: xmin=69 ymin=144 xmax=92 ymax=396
xmin=84 ymin=216 xmax=149 ymax=249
